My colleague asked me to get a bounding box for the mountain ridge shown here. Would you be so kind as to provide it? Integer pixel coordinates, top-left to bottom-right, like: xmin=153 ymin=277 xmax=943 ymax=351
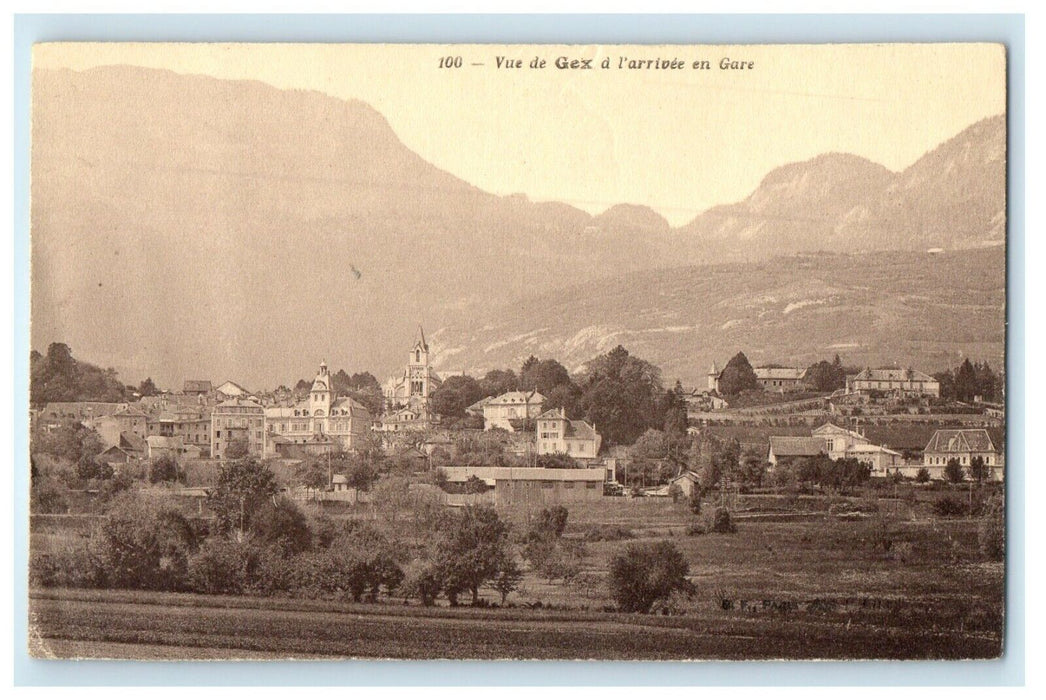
xmin=31 ymin=65 xmax=1006 ymax=387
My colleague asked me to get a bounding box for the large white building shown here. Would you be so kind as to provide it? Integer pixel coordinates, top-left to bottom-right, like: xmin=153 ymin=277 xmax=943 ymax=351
xmin=707 ymin=361 xmax=809 ymax=393
xmin=812 ymin=422 xmax=903 ymax=476
xmin=535 ymin=408 xmax=602 ymax=461
xmin=846 ymin=367 xmax=940 ymax=397
xmin=483 ymin=390 xmax=545 ymax=431
xmin=922 ymin=429 xmax=1004 ymax=480
xmin=264 ymin=361 xmax=372 ymax=456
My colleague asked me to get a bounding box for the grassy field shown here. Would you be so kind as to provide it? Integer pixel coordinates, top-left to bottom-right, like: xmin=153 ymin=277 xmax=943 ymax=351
xmin=29 ymin=586 xmax=999 ymax=660
xmin=28 ymin=494 xmax=1003 ymax=660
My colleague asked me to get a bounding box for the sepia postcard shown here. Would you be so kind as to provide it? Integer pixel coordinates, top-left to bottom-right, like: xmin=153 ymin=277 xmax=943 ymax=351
xmin=27 ymin=42 xmax=1007 ymax=661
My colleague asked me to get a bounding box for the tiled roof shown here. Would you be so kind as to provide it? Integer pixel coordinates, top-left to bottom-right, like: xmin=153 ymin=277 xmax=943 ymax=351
xmin=119 ymin=431 xmax=148 ymax=453
xmin=812 ymin=422 xmax=864 ymax=439
xmin=862 ymin=425 xmax=942 ymax=451
xmin=113 ymin=405 xmax=149 ymax=418
xmin=853 ymin=368 xmax=937 ymax=383
xmin=565 ymin=419 xmax=599 ymax=441
xmin=331 ymin=396 xmax=369 ymax=414
xmin=755 ymin=367 xmax=806 ymax=380
xmin=769 ymin=436 xmax=826 ymax=457
xmin=925 ymin=429 xmax=997 ymax=453
xmin=215 ymin=398 xmax=264 ymax=410
xmin=486 ymin=391 xmax=546 ymax=406
xmin=847 ymin=443 xmax=902 ymax=457
xmin=146 ymin=435 xmax=183 ymax=448
xmin=467 ymin=396 xmax=494 ymax=412
xmin=538 ymin=408 xmax=568 ymax=420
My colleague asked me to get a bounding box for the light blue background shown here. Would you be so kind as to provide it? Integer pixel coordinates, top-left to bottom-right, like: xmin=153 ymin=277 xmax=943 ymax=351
xmin=12 ymin=13 xmax=1025 ymax=686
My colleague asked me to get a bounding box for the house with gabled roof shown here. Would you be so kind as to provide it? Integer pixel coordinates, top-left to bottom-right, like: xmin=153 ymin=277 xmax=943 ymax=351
xmin=483 ymin=390 xmax=545 ymax=431
xmin=183 ymin=379 xmax=212 ymax=395
xmin=846 ymin=367 xmax=940 ymax=397
xmin=923 ymin=428 xmax=1004 ymax=480
xmin=669 ymin=470 xmax=702 ymax=499
xmin=767 ymin=436 xmax=826 ymax=467
xmin=215 ymin=380 xmax=251 ymax=402
xmin=535 ymin=408 xmax=602 ymax=462
xmin=770 ymin=423 xmax=904 ymax=475
xmin=754 ymin=366 xmax=808 ymax=393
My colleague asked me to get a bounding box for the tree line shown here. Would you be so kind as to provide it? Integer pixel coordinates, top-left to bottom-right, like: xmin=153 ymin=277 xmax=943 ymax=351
xmin=431 ymin=345 xmax=688 ymax=448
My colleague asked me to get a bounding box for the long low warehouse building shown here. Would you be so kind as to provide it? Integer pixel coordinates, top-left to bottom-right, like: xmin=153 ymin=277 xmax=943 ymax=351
xmin=440 ymin=466 xmax=607 ymax=506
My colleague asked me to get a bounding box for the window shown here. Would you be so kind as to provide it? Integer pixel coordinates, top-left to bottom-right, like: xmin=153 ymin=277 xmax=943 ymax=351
xmin=563 ymin=482 xmax=574 ymax=489
xmin=542 ymin=482 xmax=554 ymax=489
xmin=586 ymin=483 xmax=597 ymax=489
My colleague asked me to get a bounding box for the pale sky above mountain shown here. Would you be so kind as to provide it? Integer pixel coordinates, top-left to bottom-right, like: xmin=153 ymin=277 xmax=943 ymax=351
xmin=34 ymin=43 xmax=1005 ymax=226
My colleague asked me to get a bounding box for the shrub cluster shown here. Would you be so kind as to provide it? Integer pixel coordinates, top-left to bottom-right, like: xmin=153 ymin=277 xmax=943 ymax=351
xmin=583 ymin=524 xmax=635 ymax=542
xmin=710 ymin=507 xmax=737 ymax=534
xmin=933 ymin=496 xmax=968 ymax=517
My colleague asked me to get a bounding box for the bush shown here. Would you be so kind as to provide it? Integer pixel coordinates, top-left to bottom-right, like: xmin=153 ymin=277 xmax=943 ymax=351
xmin=464 ymin=475 xmax=489 ymax=494
xmin=30 ymin=481 xmax=68 ymax=514
xmin=687 ymin=489 xmax=702 ymax=515
xmin=828 ymin=500 xmax=879 ymax=515
xmin=978 ymin=494 xmax=1005 ymax=560
xmin=944 ymin=459 xmax=965 ymax=484
xmin=187 ymin=537 xmax=255 ymax=595
xmin=94 ymin=492 xmax=199 ymax=590
xmin=248 ymin=545 xmax=297 ymax=595
xmin=608 ymin=540 xmax=692 ymax=613
xmin=685 ymin=520 xmax=707 ymax=536
xmin=979 ymin=516 xmax=1005 ymax=560
xmin=583 ymin=525 xmax=635 ymax=542
xmin=29 ymin=539 xmax=106 ymax=588
xmin=915 ymin=467 xmax=931 ymax=484
xmin=76 ymin=456 xmax=113 ymax=481
xmin=250 ymin=497 xmax=313 ymax=557
xmin=933 ymin=496 xmax=967 ymax=517
xmin=400 ymin=562 xmax=443 ymax=606
xmin=536 ymin=506 xmax=569 ymax=538
xmin=710 ymin=507 xmax=737 ymax=534
xmin=148 ymin=455 xmax=181 ymax=484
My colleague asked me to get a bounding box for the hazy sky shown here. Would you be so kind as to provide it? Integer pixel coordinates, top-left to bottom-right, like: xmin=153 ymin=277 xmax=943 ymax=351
xmin=35 ymin=43 xmax=1005 ymax=225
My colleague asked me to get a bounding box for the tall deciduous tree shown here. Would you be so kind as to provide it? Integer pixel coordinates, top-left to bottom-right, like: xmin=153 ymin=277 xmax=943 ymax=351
xmin=479 ymin=369 xmax=519 ymax=398
xmin=608 ymin=540 xmax=692 ymax=613
xmin=206 ymin=458 xmax=280 ymax=539
xmin=30 ymin=342 xmax=129 ymax=404
xmin=435 ymin=506 xmax=511 ymax=605
xmin=717 ymin=351 xmax=760 ymax=396
xmin=804 ymin=359 xmax=846 ymax=392
xmin=519 ymin=358 xmax=574 ymax=395
xmin=431 ymin=375 xmax=485 ymax=420
xmin=578 ymin=345 xmax=663 ymax=447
